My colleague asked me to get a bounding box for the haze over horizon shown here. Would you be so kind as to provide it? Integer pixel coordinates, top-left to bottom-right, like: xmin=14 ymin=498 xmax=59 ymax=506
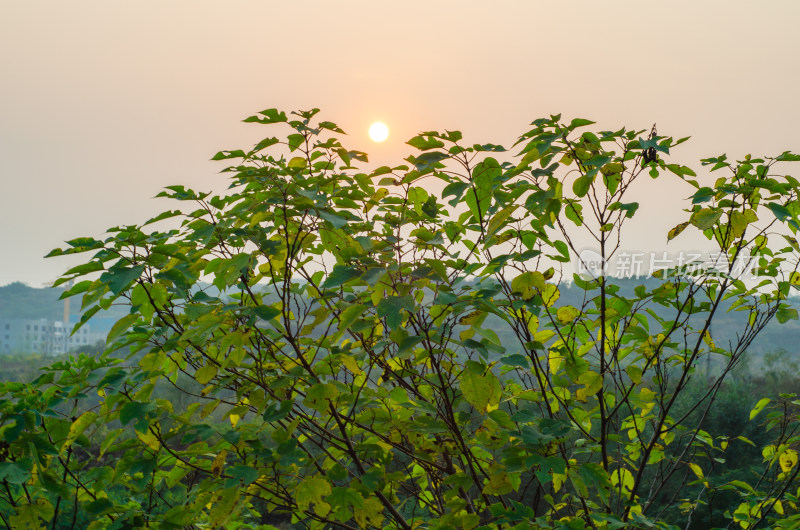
xmin=2 ymin=1 xmax=799 ymax=286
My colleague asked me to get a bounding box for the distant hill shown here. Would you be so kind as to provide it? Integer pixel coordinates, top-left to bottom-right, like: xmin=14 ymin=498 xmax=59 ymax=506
xmin=1 ymin=277 xmax=798 ymax=358
xmin=0 ymin=280 xmax=133 ymax=331
xmin=0 ymin=282 xmax=66 ymax=320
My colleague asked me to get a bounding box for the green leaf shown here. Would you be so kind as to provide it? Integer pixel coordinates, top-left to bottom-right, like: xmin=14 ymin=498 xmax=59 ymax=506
xmin=690 ymin=208 xmax=722 ymax=230
xmin=322 ymin=265 xmax=362 ymax=289
xmin=119 ymin=402 xmax=154 ymax=429
xmin=692 ymin=187 xmax=716 ymax=204
xmin=776 ymin=307 xmax=798 ymax=323
xmin=407 ymin=136 xmax=445 ymax=151
xmin=211 ymin=150 xmax=246 ymax=161
xmin=243 ymin=108 xmax=287 ymax=124
xmin=338 ymin=304 xmax=368 ymax=332
xmin=319 ymin=121 xmax=345 ymax=133
xmin=252 ymin=305 xmax=281 ymax=321
xmin=776 ymin=151 xmax=800 ymax=162
xmin=263 ymin=400 xmax=293 ymax=422
xmin=318 ymin=209 xmax=349 ymax=229
xmin=287 ymin=133 xmax=305 ymax=152
xmin=609 ymin=201 xmax=639 ymax=218
xmin=570 ymin=118 xmax=595 ymax=129
xmin=564 ymin=202 xmax=583 ymax=226
xmin=501 ymin=354 xmax=530 ymax=368
xmin=377 ymin=296 xmax=415 ymax=330
xmin=412 ymin=151 xmax=449 ymax=170
xmin=64 ymin=261 xmax=104 ymax=277
xmin=102 ymin=265 xmax=145 ymax=296
xmin=666 ymin=163 xmax=696 ymax=177
xmin=767 ymin=202 xmax=792 ymax=222
xmin=209 ymin=487 xmax=241 ymax=528
xmin=84 ymin=498 xmax=113 ymax=514
xmin=252 ymin=137 xmax=280 ymax=152
xmin=107 ymin=313 xmax=139 ymax=342
xmin=0 ymin=462 xmax=31 ymax=485
xmin=328 ymin=486 xmax=364 ymax=521
xmin=573 ymin=174 xmax=594 ymax=197
xmin=227 ymin=465 xmax=259 ymax=486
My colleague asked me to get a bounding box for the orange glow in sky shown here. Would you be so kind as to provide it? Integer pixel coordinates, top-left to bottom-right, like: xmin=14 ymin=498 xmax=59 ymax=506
xmin=2 ymin=1 xmax=800 ymax=285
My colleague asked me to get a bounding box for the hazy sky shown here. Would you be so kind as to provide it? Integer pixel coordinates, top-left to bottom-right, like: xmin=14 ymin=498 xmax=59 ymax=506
xmin=2 ymin=1 xmax=799 ymax=286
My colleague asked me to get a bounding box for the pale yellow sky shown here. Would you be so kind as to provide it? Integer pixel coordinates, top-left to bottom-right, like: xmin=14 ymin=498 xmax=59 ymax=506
xmin=1 ymin=1 xmax=799 ymax=285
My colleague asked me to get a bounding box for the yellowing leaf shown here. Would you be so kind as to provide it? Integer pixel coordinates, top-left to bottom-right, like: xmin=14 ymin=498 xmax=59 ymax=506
xmin=688 ymin=462 xmax=704 ymax=480
xmin=62 ymin=411 xmax=97 ymax=455
xmin=8 ymin=498 xmax=54 ymax=530
xmin=668 ymin=221 xmax=690 ymax=241
xmin=780 ymin=449 xmax=798 ymax=473
xmin=460 ymin=369 xmax=502 ymax=412
xmin=195 ymin=364 xmax=218 ymax=385
xmin=212 ymin=450 xmax=228 ymax=478
xmin=625 ymin=364 xmax=642 ymax=384
xmin=511 ymin=272 xmax=545 ymax=300
xmin=288 ymin=156 xmax=307 ymax=169
xmin=296 ymin=476 xmax=332 ymax=517
xmin=340 ymin=354 xmax=363 ymax=375
xmin=209 ymin=487 xmax=240 ymax=527
xmin=136 ymin=429 xmax=161 ymax=451
xmin=690 ymin=208 xmax=722 ymax=230
xmin=750 ymin=398 xmax=770 ymax=421
xmin=354 ymin=496 xmax=385 ymax=527
xmin=556 ymin=305 xmax=579 ymax=324
xmin=702 ymin=331 xmax=715 ymax=350
xmin=553 ymin=472 xmax=566 ymax=493
xmin=542 ymin=283 xmax=560 ymax=307
xmin=483 ymin=471 xmax=513 ymax=495
xmin=610 ymin=468 xmax=634 ymax=493
xmin=576 ymin=371 xmax=602 ymax=402
xmin=487 ymin=205 xmax=518 ymax=237
xmin=526 ymin=314 xmax=539 ymax=335
xmin=729 ymin=210 xmax=748 ymax=239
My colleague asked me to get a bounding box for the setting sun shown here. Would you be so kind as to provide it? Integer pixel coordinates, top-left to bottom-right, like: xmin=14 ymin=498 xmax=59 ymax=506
xmin=368 ymin=121 xmax=389 ymax=142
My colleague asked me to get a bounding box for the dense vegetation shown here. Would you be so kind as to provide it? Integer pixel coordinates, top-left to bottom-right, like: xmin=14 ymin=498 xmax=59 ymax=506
xmin=1 ymin=109 xmax=800 ymax=529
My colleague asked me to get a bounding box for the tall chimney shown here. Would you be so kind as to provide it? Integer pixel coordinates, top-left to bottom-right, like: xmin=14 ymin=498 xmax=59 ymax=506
xmin=63 ymin=279 xmax=71 ymax=325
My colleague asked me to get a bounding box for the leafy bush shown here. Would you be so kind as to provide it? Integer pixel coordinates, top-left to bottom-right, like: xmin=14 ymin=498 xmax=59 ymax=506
xmin=2 ymin=109 xmax=800 ymax=529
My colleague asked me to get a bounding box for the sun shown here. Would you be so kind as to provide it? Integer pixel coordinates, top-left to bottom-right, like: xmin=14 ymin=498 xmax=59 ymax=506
xmin=369 ymin=122 xmax=389 ymax=142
